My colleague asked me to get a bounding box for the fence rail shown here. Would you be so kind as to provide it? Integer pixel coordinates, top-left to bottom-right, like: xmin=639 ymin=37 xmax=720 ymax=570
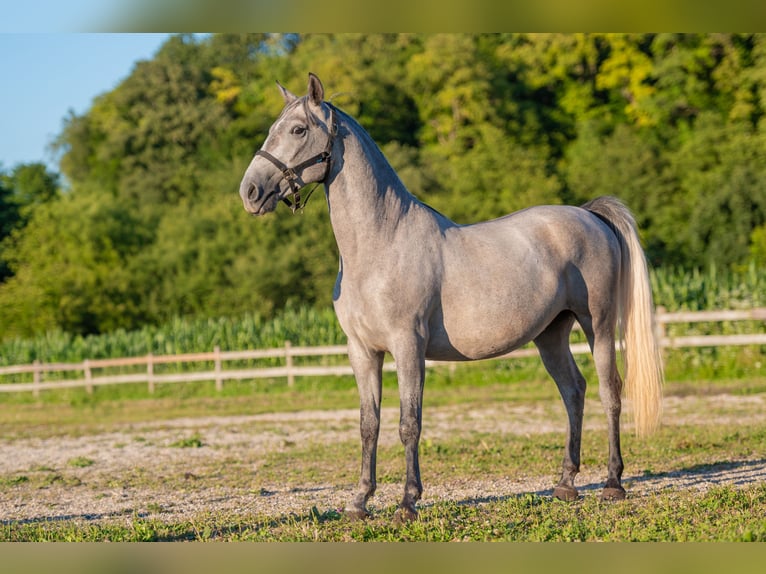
xmin=1 ymin=308 xmax=764 ymax=396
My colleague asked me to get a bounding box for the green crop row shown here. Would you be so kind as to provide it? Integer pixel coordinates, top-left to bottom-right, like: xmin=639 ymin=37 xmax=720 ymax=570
xmin=0 ymin=304 xmax=345 ymax=366
xmin=651 ymin=262 xmax=765 ymax=312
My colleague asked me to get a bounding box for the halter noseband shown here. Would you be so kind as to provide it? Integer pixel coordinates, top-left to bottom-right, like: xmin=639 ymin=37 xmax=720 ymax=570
xmin=255 ymin=105 xmax=338 ymax=213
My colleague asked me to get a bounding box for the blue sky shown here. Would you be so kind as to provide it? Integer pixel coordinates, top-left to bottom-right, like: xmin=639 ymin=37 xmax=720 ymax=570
xmin=0 ymin=33 xmax=172 ymax=171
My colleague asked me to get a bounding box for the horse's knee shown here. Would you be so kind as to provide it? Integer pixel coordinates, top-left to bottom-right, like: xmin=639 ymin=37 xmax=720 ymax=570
xmin=359 ymin=409 xmax=380 ymax=442
xmin=398 ymin=418 xmax=421 ymax=446
xmin=360 ymin=419 xmax=379 ymax=444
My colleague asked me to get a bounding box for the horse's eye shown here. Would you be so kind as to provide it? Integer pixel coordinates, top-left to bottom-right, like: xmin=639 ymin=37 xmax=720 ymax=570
xmin=291 ymin=125 xmax=307 ymax=136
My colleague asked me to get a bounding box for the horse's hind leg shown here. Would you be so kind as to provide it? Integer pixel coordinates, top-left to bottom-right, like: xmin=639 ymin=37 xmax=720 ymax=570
xmin=581 ymin=315 xmax=626 ymax=501
xmin=345 ymin=340 xmax=385 ymax=519
xmin=534 ymin=312 xmax=586 ymax=501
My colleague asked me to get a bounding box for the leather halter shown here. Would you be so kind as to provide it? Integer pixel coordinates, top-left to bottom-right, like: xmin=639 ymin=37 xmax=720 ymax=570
xmin=255 ymin=105 xmax=338 ymax=213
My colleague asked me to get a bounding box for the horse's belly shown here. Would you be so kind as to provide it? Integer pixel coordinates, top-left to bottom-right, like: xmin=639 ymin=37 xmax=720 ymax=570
xmin=425 ymin=295 xmax=560 ymax=361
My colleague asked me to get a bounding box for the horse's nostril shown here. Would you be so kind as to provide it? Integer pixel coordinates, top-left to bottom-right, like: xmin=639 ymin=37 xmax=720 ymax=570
xmin=247 ymin=183 xmax=259 ymax=201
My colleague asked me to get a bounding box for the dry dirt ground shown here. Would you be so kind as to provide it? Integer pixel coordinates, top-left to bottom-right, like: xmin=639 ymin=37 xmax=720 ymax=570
xmin=1 ymin=393 xmax=765 ymax=526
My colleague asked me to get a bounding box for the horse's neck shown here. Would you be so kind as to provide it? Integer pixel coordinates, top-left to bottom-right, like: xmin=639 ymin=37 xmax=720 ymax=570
xmin=325 ymin=119 xmax=426 ymax=258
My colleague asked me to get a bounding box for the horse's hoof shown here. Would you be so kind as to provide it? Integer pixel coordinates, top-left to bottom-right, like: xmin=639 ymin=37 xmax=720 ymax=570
xmin=600 ymin=486 xmax=627 ymax=501
xmin=343 ymin=507 xmax=370 ymax=521
xmin=393 ymin=506 xmax=418 ymax=525
xmin=553 ymin=485 xmax=579 ymax=502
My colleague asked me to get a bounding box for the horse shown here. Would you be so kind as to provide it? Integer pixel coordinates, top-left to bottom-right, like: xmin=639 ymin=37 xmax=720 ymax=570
xmin=239 ymin=73 xmax=664 ymax=522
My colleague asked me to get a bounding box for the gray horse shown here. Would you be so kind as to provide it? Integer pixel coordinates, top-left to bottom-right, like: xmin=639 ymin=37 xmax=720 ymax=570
xmin=240 ymin=73 xmax=664 ymax=522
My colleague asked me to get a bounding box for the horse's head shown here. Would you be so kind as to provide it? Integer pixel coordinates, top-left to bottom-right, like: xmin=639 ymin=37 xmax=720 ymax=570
xmin=239 ymin=73 xmax=338 ymax=215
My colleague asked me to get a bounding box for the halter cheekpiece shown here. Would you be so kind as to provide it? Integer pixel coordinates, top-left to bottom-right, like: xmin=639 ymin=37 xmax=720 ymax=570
xmin=255 ymin=104 xmax=338 ymax=213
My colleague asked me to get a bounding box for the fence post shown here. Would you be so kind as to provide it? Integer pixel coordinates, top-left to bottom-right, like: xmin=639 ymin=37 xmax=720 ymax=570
xmin=655 ymin=306 xmax=667 ymax=366
xmin=654 ymin=305 xmax=668 ymax=350
xmin=83 ymin=359 xmax=93 ymax=394
xmin=285 ymin=340 xmax=294 ymax=387
xmin=214 ymin=346 xmax=223 ymax=392
xmin=655 ymin=306 xmax=667 ymax=342
xmin=147 ymin=353 xmax=155 ymax=394
xmin=32 ymin=359 xmax=41 ymax=398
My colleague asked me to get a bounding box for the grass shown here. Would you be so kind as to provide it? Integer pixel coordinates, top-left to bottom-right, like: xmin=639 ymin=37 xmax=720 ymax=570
xmin=2 ymin=483 xmax=764 ymax=542
xmin=170 ymin=434 xmax=205 ymax=448
xmin=207 ymin=486 xmax=766 ymax=542
xmin=67 ymin=457 xmax=95 ymax=468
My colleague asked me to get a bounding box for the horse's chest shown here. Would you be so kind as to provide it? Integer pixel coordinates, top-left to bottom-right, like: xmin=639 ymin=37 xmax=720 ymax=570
xmin=333 ymin=268 xmax=434 ymax=347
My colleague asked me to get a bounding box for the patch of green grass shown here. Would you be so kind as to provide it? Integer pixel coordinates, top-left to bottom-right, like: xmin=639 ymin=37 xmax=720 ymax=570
xmin=38 ymin=472 xmax=82 ymax=488
xmin=170 ymin=434 xmax=205 ymax=448
xmin=67 ymin=457 xmax=95 ymax=468
xmin=0 ymin=475 xmax=29 ymax=486
xmin=2 ymin=485 xmax=764 ymax=542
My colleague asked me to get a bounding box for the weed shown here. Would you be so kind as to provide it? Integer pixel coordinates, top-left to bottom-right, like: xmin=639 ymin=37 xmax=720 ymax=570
xmin=0 ymin=475 xmax=29 ymax=486
xmin=67 ymin=456 xmax=95 ymax=468
xmin=170 ymin=434 xmax=204 ymax=448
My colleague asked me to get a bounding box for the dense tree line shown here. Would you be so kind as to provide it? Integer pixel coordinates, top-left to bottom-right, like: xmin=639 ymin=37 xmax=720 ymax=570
xmin=2 ymin=33 xmax=766 ymax=339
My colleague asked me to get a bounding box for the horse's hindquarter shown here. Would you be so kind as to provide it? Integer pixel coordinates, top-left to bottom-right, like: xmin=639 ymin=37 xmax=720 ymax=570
xmin=428 ymin=206 xmax=619 ymax=361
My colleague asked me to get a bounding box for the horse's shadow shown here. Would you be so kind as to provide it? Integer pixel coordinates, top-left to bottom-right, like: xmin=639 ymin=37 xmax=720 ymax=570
xmin=446 ymin=458 xmax=766 ymax=508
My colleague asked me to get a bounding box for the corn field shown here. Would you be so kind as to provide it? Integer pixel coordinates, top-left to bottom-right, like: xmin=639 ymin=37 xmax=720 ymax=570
xmin=650 ymin=263 xmax=764 ymax=312
xmin=0 ymin=305 xmax=345 ymax=366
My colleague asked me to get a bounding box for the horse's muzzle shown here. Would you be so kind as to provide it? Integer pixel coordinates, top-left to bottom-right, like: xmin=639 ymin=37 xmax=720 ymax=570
xmin=240 ymin=179 xmax=278 ymax=216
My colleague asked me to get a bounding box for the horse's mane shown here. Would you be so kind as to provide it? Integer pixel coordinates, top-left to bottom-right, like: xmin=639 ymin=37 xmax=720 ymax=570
xmin=322 ymin=100 xmax=453 ymax=222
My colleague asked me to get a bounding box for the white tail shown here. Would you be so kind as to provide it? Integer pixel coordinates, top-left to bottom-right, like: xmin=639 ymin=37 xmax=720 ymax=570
xmin=584 ymin=197 xmax=664 ymax=437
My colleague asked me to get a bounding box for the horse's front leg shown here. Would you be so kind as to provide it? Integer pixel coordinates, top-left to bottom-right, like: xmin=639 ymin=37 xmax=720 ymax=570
xmin=393 ymin=340 xmax=427 ymax=523
xmin=344 ymin=341 xmax=384 ymax=520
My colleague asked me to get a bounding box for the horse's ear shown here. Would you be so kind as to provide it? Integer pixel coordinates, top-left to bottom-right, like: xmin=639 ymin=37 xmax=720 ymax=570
xmin=307 ymin=73 xmax=324 ymax=106
xmin=277 ymin=81 xmax=298 ymax=104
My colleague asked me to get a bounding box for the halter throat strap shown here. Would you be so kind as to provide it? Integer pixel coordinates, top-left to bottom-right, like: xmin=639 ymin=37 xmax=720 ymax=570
xmin=255 ymin=105 xmax=338 ymax=213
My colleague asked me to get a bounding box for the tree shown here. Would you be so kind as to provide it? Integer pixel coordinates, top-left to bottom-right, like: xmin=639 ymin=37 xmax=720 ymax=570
xmin=0 ymin=192 xmax=140 ymax=336
xmin=0 ymin=167 xmax=17 ymax=242
xmin=562 ymin=120 xmax=669 ymax=262
xmin=661 ymin=112 xmax=766 ymax=267
xmin=0 ymin=162 xmax=60 ymax=282
xmin=56 ymin=35 xmax=231 ymax=209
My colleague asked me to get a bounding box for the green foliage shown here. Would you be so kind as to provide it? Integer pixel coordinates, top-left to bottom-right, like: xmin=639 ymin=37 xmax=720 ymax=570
xmin=651 ymin=263 xmax=765 ymax=311
xmin=4 ymin=33 xmax=766 ymax=339
xmin=750 ymin=224 xmax=766 ymax=265
xmin=0 ymin=162 xmax=60 ymax=281
xmin=67 ymin=457 xmax=95 ymax=468
xmin=170 ymin=434 xmax=204 ymax=448
xmin=0 ymin=304 xmax=344 ymax=366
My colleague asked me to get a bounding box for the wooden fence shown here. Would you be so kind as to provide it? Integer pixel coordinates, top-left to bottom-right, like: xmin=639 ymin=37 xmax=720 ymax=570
xmin=0 ymin=308 xmax=764 ymax=396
